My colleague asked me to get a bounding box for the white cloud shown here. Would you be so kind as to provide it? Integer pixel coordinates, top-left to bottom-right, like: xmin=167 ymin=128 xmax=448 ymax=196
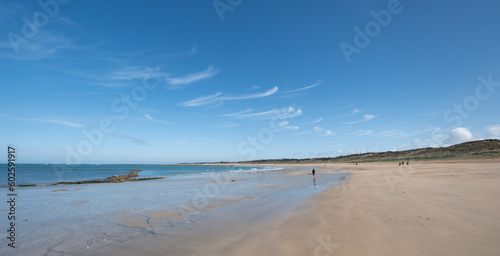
xmin=216 ymin=123 xmax=238 ymax=128
xmin=226 ymin=106 xmax=302 ymax=120
xmin=0 ymin=31 xmax=74 ymax=59
xmin=180 ymin=86 xmax=278 ymax=107
xmin=343 ymin=113 xmax=377 ymax=125
xmin=222 ymin=108 xmax=253 ymax=117
xmin=220 ymin=86 xmax=278 ymax=101
xmin=313 ymin=117 xmax=323 ymax=123
xmin=312 ymin=127 xmax=334 ymax=136
xmin=301 ymin=117 xmax=323 ymax=125
xmin=107 ymin=67 xmax=163 ymax=81
xmin=165 ymin=66 xmax=218 ymax=86
xmin=333 ymin=108 xmax=362 ymax=119
xmin=285 ymin=81 xmax=321 ymax=93
xmin=180 ymin=92 xmax=222 ymax=107
xmin=104 ymin=66 xmax=217 ymax=88
xmin=392 ymin=144 xmax=409 ymax=151
xmin=376 ymin=130 xmax=404 ymax=138
xmin=444 ymin=127 xmax=474 ymax=145
xmin=40 ymin=119 xmax=85 ymax=128
xmin=487 ymin=125 xmax=500 ymax=138
xmin=364 ymin=114 xmax=375 ymax=121
xmin=351 ymin=129 xmax=373 ymax=136
xmin=144 ymin=114 xmax=168 ymax=124
xmin=413 ymin=138 xmax=432 ymax=148
xmin=109 ymin=133 xmax=146 ymax=145
xmin=277 ymin=121 xmax=299 ymax=130
xmin=295 ymin=131 xmax=311 ymax=135
xmin=324 ymin=130 xmax=335 ymax=136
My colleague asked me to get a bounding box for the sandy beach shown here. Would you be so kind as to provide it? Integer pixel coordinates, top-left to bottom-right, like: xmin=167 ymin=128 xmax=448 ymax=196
xmin=99 ymin=160 xmax=500 ymax=256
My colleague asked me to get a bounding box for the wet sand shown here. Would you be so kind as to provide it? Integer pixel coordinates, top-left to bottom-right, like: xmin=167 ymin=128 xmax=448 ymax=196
xmin=100 ymin=160 xmax=500 ymax=255
xmin=1 ymin=167 xmax=346 ymax=256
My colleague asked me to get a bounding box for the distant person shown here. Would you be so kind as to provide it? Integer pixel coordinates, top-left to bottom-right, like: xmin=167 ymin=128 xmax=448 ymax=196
xmin=312 ymin=168 xmax=316 ymax=176
xmin=407 ymin=161 xmax=409 ymax=165
xmin=401 ymin=161 xmax=404 ymax=166
xmin=399 ymin=162 xmax=401 ymax=166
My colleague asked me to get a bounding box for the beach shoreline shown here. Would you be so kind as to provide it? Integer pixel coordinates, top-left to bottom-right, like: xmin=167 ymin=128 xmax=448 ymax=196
xmin=97 ymin=159 xmax=500 ymax=256
xmin=1 ymin=165 xmax=347 ymax=256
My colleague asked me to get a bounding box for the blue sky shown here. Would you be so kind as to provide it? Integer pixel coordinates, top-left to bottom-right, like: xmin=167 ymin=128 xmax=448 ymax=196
xmin=1 ymin=0 xmax=500 ymax=164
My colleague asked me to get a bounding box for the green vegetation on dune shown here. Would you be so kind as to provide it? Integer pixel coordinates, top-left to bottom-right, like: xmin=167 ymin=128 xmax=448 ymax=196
xmin=234 ymin=139 xmax=500 ymax=164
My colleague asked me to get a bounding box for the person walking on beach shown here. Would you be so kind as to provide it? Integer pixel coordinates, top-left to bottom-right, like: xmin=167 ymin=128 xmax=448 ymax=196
xmin=312 ymin=168 xmax=316 ymax=176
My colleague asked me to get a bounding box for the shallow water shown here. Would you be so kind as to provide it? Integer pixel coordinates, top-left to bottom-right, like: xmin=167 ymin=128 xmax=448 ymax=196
xmin=0 ymin=167 xmax=347 ymax=256
xmin=0 ymin=164 xmax=270 ymax=186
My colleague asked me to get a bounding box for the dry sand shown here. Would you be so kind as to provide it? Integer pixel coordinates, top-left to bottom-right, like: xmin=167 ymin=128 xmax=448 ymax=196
xmin=102 ymin=160 xmax=500 ymax=256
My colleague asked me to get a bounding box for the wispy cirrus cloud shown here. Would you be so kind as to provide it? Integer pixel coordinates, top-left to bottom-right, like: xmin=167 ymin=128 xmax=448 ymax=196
xmin=2 ymin=115 xmax=84 ymax=127
xmin=221 ymin=108 xmax=253 ymax=117
xmin=0 ymin=2 xmax=76 ymax=59
xmin=144 ymin=114 xmax=168 ymax=124
xmin=39 ymin=118 xmax=85 ymax=128
xmin=323 ymin=130 xmax=335 ymax=136
xmin=375 ymin=127 xmax=429 ymax=139
xmin=330 ymin=102 xmax=357 ymax=113
xmin=106 ymin=65 xmax=217 ymax=86
xmin=180 ymin=86 xmax=278 ymax=107
xmin=165 ymin=66 xmax=218 ymax=86
xmin=285 ymin=81 xmax=321 ymax=93
xmin=105 ymin=66 xmax=163 ymax=81
xmin=13 ymin=118 xmax=84 ymax=128
xmin=109 ymin=133 xmax=147 ymax=145
xmin=0 ymin=31 xmax=74 ymax=59
xmin=351 ymin=129 xmax=373 ymax=136
xmin=375 ymin=129 xmax=406 ymax=138
xmin=312 ymin=126 xmax=335 ymax=136
xmin=276 ymin=121 xmax=299 ymax=130
xmin=67 ymin=65 xmax=217 ymax=88
xmin=313 ymin=117 xmax=323 ymax=123
xmin=333 ymin=109 xmax=361 ymax=119
xmin=229 ymin=106 xmax=302 ymax=120
xmin=343 ymin=114 xmax=376 ymax=125
xmin=215 ymin=122 xmax=238 ymax=128
xmin=300 ymin=117 xmax=323 ymax=125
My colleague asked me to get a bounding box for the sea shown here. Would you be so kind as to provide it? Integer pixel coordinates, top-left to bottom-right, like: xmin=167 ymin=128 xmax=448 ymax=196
xmin=0 ymin=164 xmax=272 ymax=186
